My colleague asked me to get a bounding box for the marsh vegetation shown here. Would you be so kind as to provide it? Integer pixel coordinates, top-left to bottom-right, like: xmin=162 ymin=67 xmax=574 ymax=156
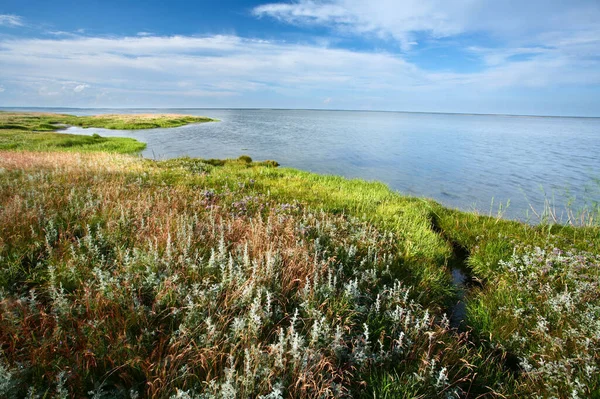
xmin=0 ymin=112 xmax=216 ymax=153
xmin=0 ymin=113 xmax=598 ymax=398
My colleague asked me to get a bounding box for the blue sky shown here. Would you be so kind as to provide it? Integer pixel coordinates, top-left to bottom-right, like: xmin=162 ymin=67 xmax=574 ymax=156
xmin=1 ymin=0 xmax=599 ymax=116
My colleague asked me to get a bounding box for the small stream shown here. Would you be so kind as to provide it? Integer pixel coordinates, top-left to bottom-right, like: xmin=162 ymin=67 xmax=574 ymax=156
xmin=450 ymin=267 xmax=469 ymax=329
xmin=445 ymin=239 xmax=523 ymax=374
xmin=429 ymin=215 xmax=478 ymax=330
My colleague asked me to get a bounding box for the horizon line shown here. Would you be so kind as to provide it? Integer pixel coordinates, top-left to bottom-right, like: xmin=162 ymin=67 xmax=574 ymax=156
xmin=1 ymin=106 xmax=599 ymax=119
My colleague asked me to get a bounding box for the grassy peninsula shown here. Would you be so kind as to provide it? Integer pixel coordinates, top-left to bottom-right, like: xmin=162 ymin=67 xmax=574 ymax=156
xmin=0 ymin=112 xmax=216 ymax=153
xmin=0 ymin=113 xmax=598 ymax=398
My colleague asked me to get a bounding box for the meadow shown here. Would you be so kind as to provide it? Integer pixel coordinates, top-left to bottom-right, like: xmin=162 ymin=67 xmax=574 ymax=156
xmin=0 ymin=113 xmax=598 ymax=398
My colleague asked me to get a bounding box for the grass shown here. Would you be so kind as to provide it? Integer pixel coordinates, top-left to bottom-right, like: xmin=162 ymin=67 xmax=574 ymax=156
xmin=0 ymin=111 xmax=217 ymax=131
xmin=0 ymin=112 xmax=216 ymax=153
xmin=0 ymin=130 xmax=146 ymax=154
xmin=0 ymin=112 xmax=598 ymax=398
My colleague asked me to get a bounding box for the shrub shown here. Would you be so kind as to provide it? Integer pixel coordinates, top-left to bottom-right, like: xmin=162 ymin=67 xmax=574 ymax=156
xmin=261 ymin=160 xmax=280 ymax=168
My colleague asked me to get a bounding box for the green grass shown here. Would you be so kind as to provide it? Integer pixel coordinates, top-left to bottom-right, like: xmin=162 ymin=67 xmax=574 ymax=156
xmin=0 ymin=112 xmax=598 ymax=398
xmin=0 ymin=130 xmax=146 ymax=153
xmin=154 ymin=158 xmax=457 ymax=308
xmin=66 ymin=114 xmax=216 ymax=130
xmin=0 ymin=111 xmax=217 ymax=154
xmin=0 ymin=111 xmax=217 ymax=131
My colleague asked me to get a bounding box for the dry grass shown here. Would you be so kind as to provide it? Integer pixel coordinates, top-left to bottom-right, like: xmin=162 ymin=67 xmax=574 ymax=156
xmin=90 ymin=113 xmax=206 ymax=120
xmin=0 ymin=150 xmax=143 ymax=172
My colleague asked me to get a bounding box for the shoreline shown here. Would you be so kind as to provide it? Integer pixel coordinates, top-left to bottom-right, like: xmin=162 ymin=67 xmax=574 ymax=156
xmin=3 ymin=111 xmax=595 ymax=225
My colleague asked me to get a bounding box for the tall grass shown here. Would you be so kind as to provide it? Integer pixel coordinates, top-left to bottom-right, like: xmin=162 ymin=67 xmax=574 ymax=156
xmin=468 ymin=245 xmax=600 ymax=397
xmin=525 ymin=187 xmax=600 ymax=228
xmin=0 ymin=145 xmax=598 ymax=397
xmin=0 ymin=152 xmax=485 ymax=397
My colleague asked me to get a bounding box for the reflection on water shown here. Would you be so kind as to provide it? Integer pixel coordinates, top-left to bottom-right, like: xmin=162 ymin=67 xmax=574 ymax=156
xmin=11 ymin=107 xmax=598 ymax=221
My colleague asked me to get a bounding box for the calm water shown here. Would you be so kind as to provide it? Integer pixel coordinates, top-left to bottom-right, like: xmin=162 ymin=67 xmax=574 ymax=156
xmin=8 ymin=108 xmax=600 ymax=220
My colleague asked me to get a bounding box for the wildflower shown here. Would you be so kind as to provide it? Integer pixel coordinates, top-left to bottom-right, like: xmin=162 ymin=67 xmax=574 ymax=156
xmin=0 ymin=361 xmax=15 ymax=397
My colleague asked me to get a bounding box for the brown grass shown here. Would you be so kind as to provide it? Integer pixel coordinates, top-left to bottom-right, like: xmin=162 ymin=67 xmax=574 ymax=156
xmin=0 ymin=150 xmax=144 ymax=172
xmin=90 ymin=113 xmax=202 ymax=120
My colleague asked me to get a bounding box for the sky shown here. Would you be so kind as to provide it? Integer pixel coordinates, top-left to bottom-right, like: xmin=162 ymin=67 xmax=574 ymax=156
xmin=0 ymin=0 xmax=599 ymax=116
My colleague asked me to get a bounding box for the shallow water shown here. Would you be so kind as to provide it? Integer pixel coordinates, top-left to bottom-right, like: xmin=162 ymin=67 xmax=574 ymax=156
xmin=7 ymin=107 xmax=600 ymax=220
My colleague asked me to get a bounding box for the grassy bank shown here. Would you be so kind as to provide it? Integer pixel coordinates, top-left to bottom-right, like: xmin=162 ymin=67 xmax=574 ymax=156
xmin=0 ymin=112 xmax=216 ymax=153
xmin=0 ymin=113 xmax=598 ymax=398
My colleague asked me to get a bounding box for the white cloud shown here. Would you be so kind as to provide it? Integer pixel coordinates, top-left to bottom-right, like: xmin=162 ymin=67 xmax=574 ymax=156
xmin=0 ymin=14 xmax=23 ymax=27
xmin=47 ymin=30 xmax=77 ymax=37
xmin=253 ymin=0 xmax=600 ymax=51
xmin=254 ymin=2 xmax=352 ymax=25
xmin=73 ymin=84 xmax=89 ymax=92
xmin=0 ymin=35 xmax=420 ymax=90
xmin=0 ymin=33 xmax=598 ymax=113
xmin=0 ymin=86 xmax=5 ymax=93
xmin=323 ymin=97 xmax=332 ymax=104
xmin=254 ymin=0 xmax=465 ymax=49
